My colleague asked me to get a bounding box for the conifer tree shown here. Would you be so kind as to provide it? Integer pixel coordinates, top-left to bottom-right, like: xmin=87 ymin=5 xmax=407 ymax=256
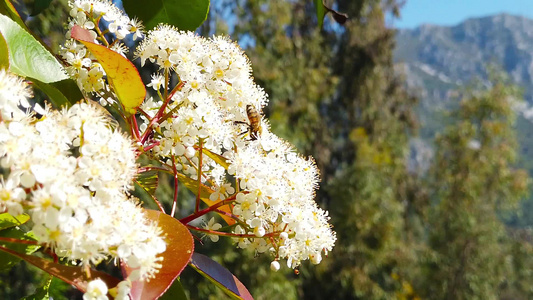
xmin=296 ymin=1 xmax=421 ymax=299
xmin=421 ymin=74 xmax=530 ymax=299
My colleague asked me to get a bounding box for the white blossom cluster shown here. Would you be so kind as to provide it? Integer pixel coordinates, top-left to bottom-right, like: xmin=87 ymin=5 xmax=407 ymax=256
xmin=228 ymin=134 xmax=335 ymax=268
xmin=136 ymin=25 xmax=268 ymax=185
xmin=0 ymin=69 xmax=165 ymax=283
xmin=136 ymin=26 xmax=336 ymax=269
xmin=60 ymin=0 xmax=144 ymax=101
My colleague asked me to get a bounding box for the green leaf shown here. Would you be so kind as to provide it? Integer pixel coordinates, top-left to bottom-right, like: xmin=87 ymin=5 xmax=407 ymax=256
xmin=30 ymin=77 xmax=84 ymax=108
xmin=136 ymin=169 xmax=159 ymax=195
xmin=177 ymin=172 xmax=213 ymax=200
xmin=30 ymin=0 xmax=53 ymax=16
xmin=189 ymin=253 xmax=253 ymax=300
xmin=22 ymin=276 xmax=51 ymax=300
xmin=313 ymin=1 xmax=348 ymax=27
xmin=159 ymin=277 xmax=188 ymax=300
xmin=0 ymin=245 xmax=121 ymax=293
xmin=0 ymin=17 xmax=82 ymax=108
xmin=0 ymin=213 xmax=30 ymax=230
xmin=70 ymin=25 xmax=146 ymax=114
xmin=47 ymin=78 xmax=84 ymax=106
xmin=48 ymin=276 xmax=71 ymax=299
xmin=202 ymin=148 xmax=229 ymax=170
xmin=313 ymin=0 xmax=326 ymax=28
xmin=123 ymin=0 xmax=210 ymax=31
xmin=0 ymin=31 xmax=8 ymax=68
xmin=0 ymin=227 xmax=39 ymax=270
xmin=124 ymin=209 xmax=194 ymax=300
xmin=0 ymin=0 xmax=27 ymax=29
xmin=0 ymin=13 xmax=68 ymax=83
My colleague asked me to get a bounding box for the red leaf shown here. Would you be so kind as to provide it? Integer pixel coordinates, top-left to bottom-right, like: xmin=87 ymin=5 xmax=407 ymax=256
xmin=189 ymin=253 xmax=253 ymax=300
xmin=124 ymin=209 xmax=194 ymax=300
xmin=0 ymin=246 xmax=120 ymax=293
xmin=70 ymin=25 xmax=94 ymax=42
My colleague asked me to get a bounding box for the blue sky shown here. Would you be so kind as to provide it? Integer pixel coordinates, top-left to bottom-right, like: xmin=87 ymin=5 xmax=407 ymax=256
xmin=393 ymin=0 xmax=533 ymax=28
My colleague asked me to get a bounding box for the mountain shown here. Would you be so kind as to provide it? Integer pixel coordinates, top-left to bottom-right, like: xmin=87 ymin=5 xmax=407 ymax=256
xmin=396 ymin=13 xmax=533 ymax=104
xmin=395 ymin=13 xmax=533 ymax=144
xmin=395 ymin=13 xmax=533 ymax=226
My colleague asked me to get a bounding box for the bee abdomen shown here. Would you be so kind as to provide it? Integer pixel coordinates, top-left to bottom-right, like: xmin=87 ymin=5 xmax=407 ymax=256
xmin=246 ymin=105 xmax=262 ymax=139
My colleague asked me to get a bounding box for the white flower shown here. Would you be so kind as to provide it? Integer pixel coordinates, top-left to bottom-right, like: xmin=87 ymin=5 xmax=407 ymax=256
xmin=270 ymin=260 xmax=280 ymax=272
xmin=147 ymin=74 xmax=166 ymax=91
xmin=203 ymin=217 xmax=222 ymax=242
xmin=0 ymin=176 xmax=26 ymax=215
xmin=0 ymin=69 xmax=32 ymax=121
xmin=225 ymin=135 xmax=335 ymax=268
xmin=83 ymin=279 xmax=108 ymax=300
xmin=209 ymin=183 xmax=235 ymax=201
xmin=79 ymin=66 xmax=105 ymax=93
xmin=467 ymin=139 xmax=481 ymax=150
xmin=128 ymin=18 xmax=144 ymax=40
xmin=133 ymin=26 xmax=335 ymax=268
xmin=114 ymin=280 xmax=132 ymax=300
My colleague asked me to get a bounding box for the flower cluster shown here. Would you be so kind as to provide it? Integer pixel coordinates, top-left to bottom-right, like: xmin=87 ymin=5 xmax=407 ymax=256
xmin=0 ymin=69 xmax=32 ymax=121
xmin=32 ymin=0 xmax=335 ymax=278
xmin=228 ymin=134 xmax=335 ymax=267
xmin=0 ymin=69 xmax=165 ymax=281
xmin=136 ymin=25 xmax=268 ymax=186
xmin=136 ymin=26 xmax=336 ymax=269
xmin=2 ymin=0 xmax=337 ymax=297
xmin=60 ymin=0 xmax=144 ymax=101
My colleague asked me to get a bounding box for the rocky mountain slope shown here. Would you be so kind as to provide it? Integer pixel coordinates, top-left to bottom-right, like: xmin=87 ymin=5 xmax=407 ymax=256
xmin=396 ymin=13 xmax=533 ymax=104
xmin=395 ymin=14 xmax=533 ymax=226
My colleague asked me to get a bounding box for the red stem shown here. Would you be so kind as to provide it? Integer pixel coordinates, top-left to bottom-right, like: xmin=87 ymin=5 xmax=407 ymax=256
xmin=142 ymin=140 xmax=160 ymax=152
xmin=0 ymin=236 xmax=39 ymax=245
xmin=187 ymin=225 xmax=281 ymax=239
xmin=168 ymin=80 xmax=184 ymax=100
xmin=140 ymin=77 xmax=183 ymax=144
xmin=138 ymin=165 xmax=171 ymax=173
xmin=170 ymin=155 xmax=179 ymax=218
xmin=130 ymin=115 xmax=141 ymax=142
xmin=180 ymin=196 xmax=236 ymax=224
xmin=137 ymin=107 xmax=151 ymax=120
xmin=195 ymin=139 xmax=204 ymax=213
xmin=213 ymin=208 xmax=240 ymax=222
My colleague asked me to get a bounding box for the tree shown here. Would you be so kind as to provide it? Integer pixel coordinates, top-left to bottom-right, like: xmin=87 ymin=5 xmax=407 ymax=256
xmin=210 ymin=0 xmax=421 ymax=298
xmin=420 ymin=74 xmax=530 ymax=299
xmin=297 ymin=1 xmax=422 ymax=299
xmin=201 ymin=2 xmax=533 ymax=300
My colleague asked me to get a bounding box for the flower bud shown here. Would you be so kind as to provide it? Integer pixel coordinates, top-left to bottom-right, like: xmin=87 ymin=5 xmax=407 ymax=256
xmin=270 ymin=260 xmax=280 ymax=272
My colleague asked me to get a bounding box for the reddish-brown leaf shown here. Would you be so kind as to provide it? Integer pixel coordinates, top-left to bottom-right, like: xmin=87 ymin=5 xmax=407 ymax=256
xmin=0 ymin=246 xmax=120 ymax=292
xmin=124 ymin=209 xmax=194 ymax=300
xmin=189 ymin=253 xmax=253 ymax=300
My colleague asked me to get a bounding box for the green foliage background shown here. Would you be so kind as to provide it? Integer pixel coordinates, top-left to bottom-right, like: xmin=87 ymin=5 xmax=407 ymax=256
xmin=192 ymin=1 xmax=533 ymax=299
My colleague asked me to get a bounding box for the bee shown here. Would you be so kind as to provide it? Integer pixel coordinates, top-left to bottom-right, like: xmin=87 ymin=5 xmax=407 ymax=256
xmin=236 ymin=105 xmax=262 ymax=140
